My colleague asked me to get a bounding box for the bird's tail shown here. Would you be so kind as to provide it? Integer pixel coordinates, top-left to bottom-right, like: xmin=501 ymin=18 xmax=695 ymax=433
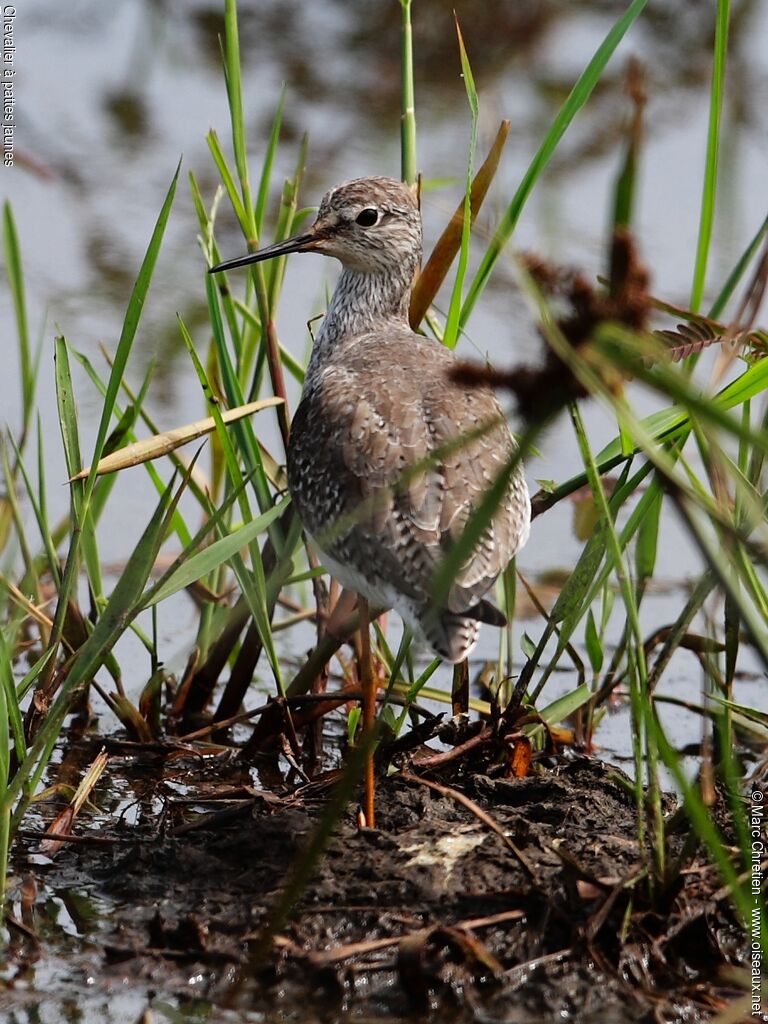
xmin=464 ymin=598 xmax=507 ymax=628
xmin=421 ymin=599 xmax=506 ymax=663
xmin=422 ymin=612 xmax=480 ymax=664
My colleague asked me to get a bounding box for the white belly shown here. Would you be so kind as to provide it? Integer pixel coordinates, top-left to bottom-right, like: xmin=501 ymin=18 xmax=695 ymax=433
xmin=308 ymin=533 xmax=423 ymax=634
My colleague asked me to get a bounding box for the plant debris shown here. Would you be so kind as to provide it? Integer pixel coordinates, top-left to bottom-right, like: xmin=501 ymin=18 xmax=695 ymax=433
xmin=4 ymin=750 xmax=753 ymax=1023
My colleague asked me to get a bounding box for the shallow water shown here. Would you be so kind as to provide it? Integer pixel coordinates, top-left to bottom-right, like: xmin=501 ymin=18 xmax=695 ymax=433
xmin=6 ymin=756 xmax=744 ymax=1024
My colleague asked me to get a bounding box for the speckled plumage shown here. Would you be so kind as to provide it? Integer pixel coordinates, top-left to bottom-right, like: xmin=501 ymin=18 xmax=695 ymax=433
xmin=212 ymin=176 xmax=530 ymax=661
xmin=280 ymin=177 xmax=531 ymax=662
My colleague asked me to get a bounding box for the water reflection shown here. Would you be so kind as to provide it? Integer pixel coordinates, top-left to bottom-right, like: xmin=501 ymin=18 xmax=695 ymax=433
xmin=8 ymin=0 xmax=765 ymax=374
xmin=45 ymin=0 xmax=766 ymax=175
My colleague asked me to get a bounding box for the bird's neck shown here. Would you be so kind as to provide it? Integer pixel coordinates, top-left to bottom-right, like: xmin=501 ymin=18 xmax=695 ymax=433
xmin=308 ymin=262 xmax=417 ymax=377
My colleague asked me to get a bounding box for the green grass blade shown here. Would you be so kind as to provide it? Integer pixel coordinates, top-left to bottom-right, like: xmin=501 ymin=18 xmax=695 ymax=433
xmin=0 ymin=628 xmax=25 ymax=780
xmin=585 ymin=355 xmax=768 ymax=474
xmin=209 ymin=11 xmax=293 ymax=446
xmin=7 ymin=431 xmax=58 ymax=590
xmin=203 ymin=275 xmax=274 ymax=515
xmin=40 ymin=165 xmax=180 ymax=686
xmin=265 ymin=139 xmax=308 ymax=312
xmin=570 ymin=403 xmax=662 ymax=885
xmin=190 ymin=171 xmax=244 ymax=356
xmin=178 ymin=315 xmax=283 ymax=691
xmin=81 ymin=160 xmax=181 ymax=513
xmin=690 ymin=0 xmax=730 ymax=312
xmin=612 ymin=61 xmax=644 ymax=231
xmin=671 ymin=490 xmax=768 ymax=673
xmin=255 ymin=89 xmax=287 ymax=237
xmin=54 ymin=336 xmax=83 ymax=485
xmin=206 ymin=130 xmax=247 ymax=228
xmin=7 ymin=473 xmax=182 ymax=808
xmin=443 ymin=18 xmax=478 ymax=351
xmin=534 ymin=223 xmax=768 ymax=515
xmin=648 ymin=708 xmax=762 ymax=946
xmin=635 ymin=485 xmax=662 ymax=584
xmin=178 ymin=315 xmax=251 ymax=513
xmin=72 ymin=347 xmax=200 ymax=547
xmin=35 ymin=414 xmax=59 ymax=588
xmin=0 ymin=440 xmax=35 ymax=586
xmin=528 ymin=461 xmax=653 ymax=701
xmin=87 ymin=358 xmax=156 ymax=529
xmin=234 ymin=299 xmax=305 ymax=385
xmin=2 ymin=202 xmax=32 ymax=441
xmin=52 ymin=336 xmax=104 ymax=604
xmin=709 ymin=213 xmax=768 ymax=319
xmin=537 ymin=683 xmax=592 ymax=726
xmin=459 ymin=0 xmax=648 ymax=327
xmin=143 ymin=495 xmax=290 ymax=608
xmin=399 ymin=0 xmax=417 ymax=184
xmin=223 ymin=0 xmax=252 ymax=211
xmin=55 ymin=340 xmax=103 ymax=603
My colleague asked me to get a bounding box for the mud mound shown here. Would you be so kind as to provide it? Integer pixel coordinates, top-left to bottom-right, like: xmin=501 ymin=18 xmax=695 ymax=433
xmin=6 ymin=753 xmax=749 ymax=1022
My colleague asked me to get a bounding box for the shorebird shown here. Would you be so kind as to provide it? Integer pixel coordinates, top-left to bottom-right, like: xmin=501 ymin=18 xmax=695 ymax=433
xmin=211 ymin=177 xmax=531 ymax=822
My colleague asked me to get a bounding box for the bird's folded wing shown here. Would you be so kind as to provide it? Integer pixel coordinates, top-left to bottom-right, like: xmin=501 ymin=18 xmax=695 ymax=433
xmin=316 ymin=352 xmax=519 ymax=609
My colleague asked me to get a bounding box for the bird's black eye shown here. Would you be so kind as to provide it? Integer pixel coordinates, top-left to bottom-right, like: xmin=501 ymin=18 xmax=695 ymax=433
xmin=355 ymin=208 xmax=379 ymax=227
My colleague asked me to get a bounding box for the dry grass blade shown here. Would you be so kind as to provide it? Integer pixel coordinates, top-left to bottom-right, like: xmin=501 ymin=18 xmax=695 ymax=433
xmin=40 ymin=750 xmax=109 ymax=856
xmin=654 ymin=320 xmax=766 ymax=364
xmin=710 ymin=233 xmax=768 ymax=384
xmin=737 ymin=235 xmax=768 ymax=330
xmin=69 ymin=397 xmax=284 ymax=481
xmin=409 ymin=120 xmax=510 ymax=330
xmin=0 ymin=572 xmax=55 ymax=642
xmin=398 ymin=924 xmax=504 ymax=995
xmin=655 ymin=320 xmax=728 ymax=361
xmin=18 ymin=829 xmax=123 ymax=848
xmin=638 ymin=240 xmax=768 ymax=369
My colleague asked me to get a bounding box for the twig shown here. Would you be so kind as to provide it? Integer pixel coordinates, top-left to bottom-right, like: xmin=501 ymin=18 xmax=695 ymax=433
xmin=410 ymin=724 xmax=491 ymax=769
xmin=287 ymin=908 xmax=526 ymax=966
xmin=399 ymin=770 xmax=539 ymax=883
xmin=505 ymin=947 xmax=572 ymax=985
xmin=17 ymin=828 xmax=125 ymax=847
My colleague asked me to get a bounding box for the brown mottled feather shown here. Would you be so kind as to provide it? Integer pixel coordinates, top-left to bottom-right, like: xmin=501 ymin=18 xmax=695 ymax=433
xmin=248 ymin=175 xmax=531 ymax=662
xmin=288 ymin=327 xmax=528 ymax=646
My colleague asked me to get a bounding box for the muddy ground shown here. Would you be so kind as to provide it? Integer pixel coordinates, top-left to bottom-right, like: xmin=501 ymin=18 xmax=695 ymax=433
xmin=3 ymin=742 xmax=755 ymax=1023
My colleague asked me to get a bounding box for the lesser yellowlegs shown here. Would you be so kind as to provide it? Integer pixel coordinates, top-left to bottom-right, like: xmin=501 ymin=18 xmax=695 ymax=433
xmin=211 ymin=177 xmax=531 ymax=821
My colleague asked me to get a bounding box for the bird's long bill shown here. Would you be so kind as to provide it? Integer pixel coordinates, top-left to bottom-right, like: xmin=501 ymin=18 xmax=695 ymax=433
xmin=208 ymin=232 xmax=315 ymax=274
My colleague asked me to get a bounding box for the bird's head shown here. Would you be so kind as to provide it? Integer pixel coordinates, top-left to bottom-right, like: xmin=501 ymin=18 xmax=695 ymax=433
xmin=209 ymin=176 xmax=422 ymax=277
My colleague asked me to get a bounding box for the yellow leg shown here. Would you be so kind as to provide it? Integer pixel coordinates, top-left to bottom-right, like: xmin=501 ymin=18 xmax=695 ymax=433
xmin=359 ymin=596 xmax=376 ymax=828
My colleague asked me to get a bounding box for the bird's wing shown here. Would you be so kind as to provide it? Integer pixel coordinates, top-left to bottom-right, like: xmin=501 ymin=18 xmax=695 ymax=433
xmin=292 ymin=337 xmax=527 ymax=612
xmin=418 ymin=378 xmax=523 ymax=611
